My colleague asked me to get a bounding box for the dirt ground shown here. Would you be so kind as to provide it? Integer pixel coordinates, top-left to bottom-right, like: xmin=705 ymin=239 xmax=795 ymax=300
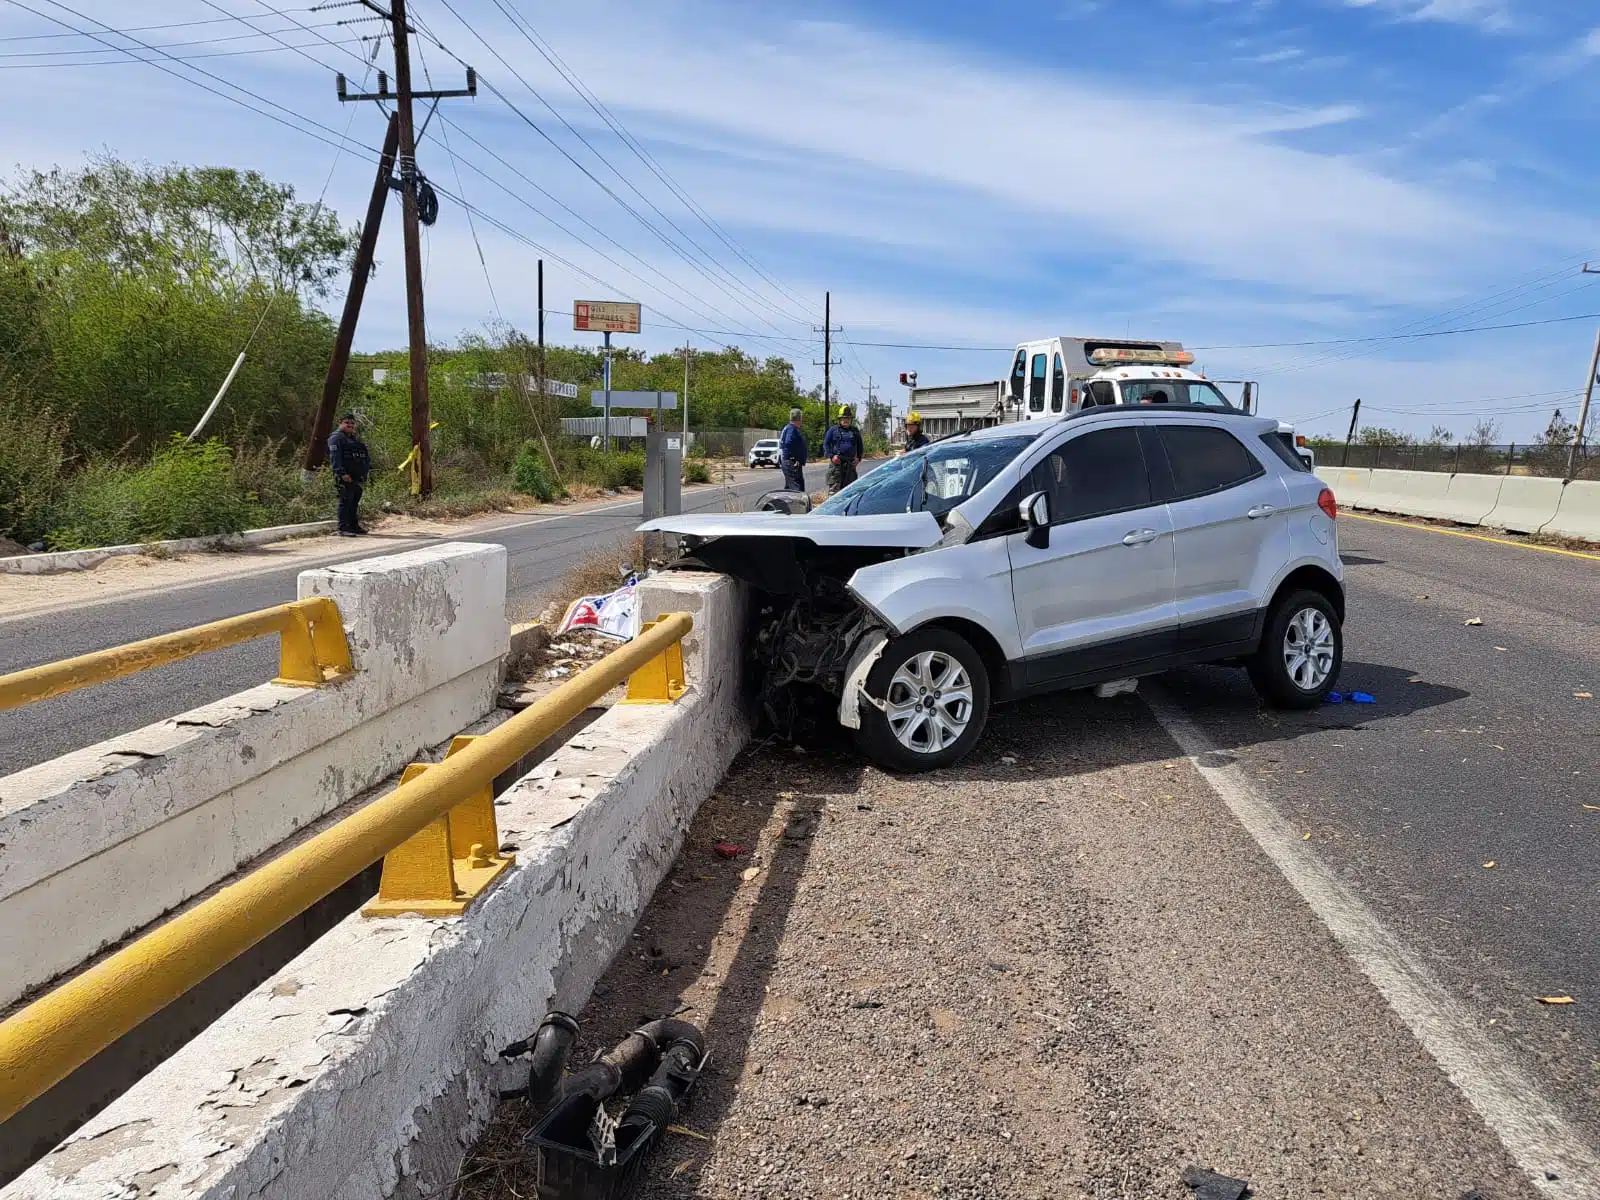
xmin=459 ymin=688 xmax=1538 ymax=1200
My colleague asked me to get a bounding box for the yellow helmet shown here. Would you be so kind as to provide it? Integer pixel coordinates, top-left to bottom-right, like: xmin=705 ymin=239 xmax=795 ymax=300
xmin=906 ymin=410 xmax=922 ymax=424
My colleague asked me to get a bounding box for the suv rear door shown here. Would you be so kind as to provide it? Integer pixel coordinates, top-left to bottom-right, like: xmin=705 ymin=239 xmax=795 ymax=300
xmin=1144 ymin=421 xmax=1289 ymax=651
xmin=1007 ymin=425 xmax=1177 ymax=685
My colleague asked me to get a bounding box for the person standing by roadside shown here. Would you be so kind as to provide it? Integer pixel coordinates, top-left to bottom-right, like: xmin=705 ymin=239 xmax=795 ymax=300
xmin=824 ymin=407 xmax=864 ymax=494
xmin=779 ymin=407 xmax=808 ymax=493
xmin=327 ymin=412 xmax=371 ymax=537
xmin=903 ymin=411 xmax=929 ymax=451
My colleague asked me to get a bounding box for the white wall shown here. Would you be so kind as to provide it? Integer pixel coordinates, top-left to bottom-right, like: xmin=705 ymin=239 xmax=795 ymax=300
xmin=0 ymin=543 xmax=508 ymax=1009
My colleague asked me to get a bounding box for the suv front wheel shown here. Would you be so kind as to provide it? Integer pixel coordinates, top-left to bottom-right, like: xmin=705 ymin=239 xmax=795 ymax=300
xmin=1248 ymin=589 xmax=1342 ymax=708
xmin=855 ymin=628 xmax=990 ymax=772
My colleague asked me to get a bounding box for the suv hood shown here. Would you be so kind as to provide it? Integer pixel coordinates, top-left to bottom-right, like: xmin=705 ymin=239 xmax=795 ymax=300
xmin=638 ymin=511 xmax=944 ymax=549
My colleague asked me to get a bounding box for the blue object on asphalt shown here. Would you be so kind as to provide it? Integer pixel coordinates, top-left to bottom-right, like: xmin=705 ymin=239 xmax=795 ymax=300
xmin=1325 ymin=691 xmax=1344 ymax=704
xmin=1350 ymin=691 xmax=1376 ymax=704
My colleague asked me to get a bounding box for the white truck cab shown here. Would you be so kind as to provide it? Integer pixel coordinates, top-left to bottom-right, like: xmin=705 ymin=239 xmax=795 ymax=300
xmin=1003 ymin=337 xmax=1313 ymax=469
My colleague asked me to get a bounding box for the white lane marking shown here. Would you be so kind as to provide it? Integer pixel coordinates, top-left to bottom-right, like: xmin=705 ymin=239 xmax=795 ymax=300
xmin=1146 ymin=693 xmax=1600 ymax=1199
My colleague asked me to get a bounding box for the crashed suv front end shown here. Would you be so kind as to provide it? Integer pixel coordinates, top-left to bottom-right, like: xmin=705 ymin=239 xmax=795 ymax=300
xmin=639 ymin=429 xmax=1045 ymax=740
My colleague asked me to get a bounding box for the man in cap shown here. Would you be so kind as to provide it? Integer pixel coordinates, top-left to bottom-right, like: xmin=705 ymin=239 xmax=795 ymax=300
xmin=778 ymin=407 xmax=808 ymax=493
xmin=326 ymin=412 xmax=371 ymax=536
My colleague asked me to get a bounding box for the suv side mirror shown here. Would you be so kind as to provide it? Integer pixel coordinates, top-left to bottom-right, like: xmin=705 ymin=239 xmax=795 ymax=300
xmin=1020 ymin=490 xmax=1050 ymax=548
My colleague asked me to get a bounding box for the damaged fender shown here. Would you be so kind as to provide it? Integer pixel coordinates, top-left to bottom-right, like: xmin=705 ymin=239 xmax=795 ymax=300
xmin=837 ymin=628 xmax=890 ymax=731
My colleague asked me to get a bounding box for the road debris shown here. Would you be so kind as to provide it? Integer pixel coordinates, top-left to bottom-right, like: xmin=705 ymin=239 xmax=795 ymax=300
xmin=1181 ymin=1163 xmax=1251 ymax=1200
xmin=1464 ymin=618 xmax=1484 ymax=627
xmin=712 ymin=841 xmax=745 ymax=859
xmin=1576 ymin=692 xmax=1594 ymax=700
xmin=740 ymin=866 xmax=760 ymax=882
xmin=1350 ymin=691 xmax=1376 ymax=704
xmin=1535 ymin=995 xmax=1576 ymax=1005
xmin=1483 ymin=861 xmax=1496 ymax=869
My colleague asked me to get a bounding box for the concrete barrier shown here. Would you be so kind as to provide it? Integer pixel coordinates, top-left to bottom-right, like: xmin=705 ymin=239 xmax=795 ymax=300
xmin=5 ymin=570 xmax=749 ymax=1200
xmin=1361 ymin=469 xmax=1452 ymax=519
xmin=1314 ymin=466 xmax=1371 ymax=509
xmin=1483 ymin=476 xmax=1566 ymax=534
xmin=1543 ymin=479 xmax=1600 ymax=541
xmin=1441 ymin=472 xmax=1505 ymax=525
xmin=0 ymin=543 xmax=507 ymax=1010
xmin=0 ymin=521 xmax=336 ymax=576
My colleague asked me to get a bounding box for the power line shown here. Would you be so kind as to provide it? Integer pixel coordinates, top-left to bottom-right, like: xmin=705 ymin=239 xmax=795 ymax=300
xmin=0 ymin=19 xmax=346 ymax=58
xmin=481 ymin=0 xmax=814 ymax=325
xmin=0 ymin=36 xmax=361 ymax=69
xmin=420 ymin=0 xmax=803 ymax=342
xmin=0 ymin=10 xmax=319 ymax=42
xmin=1192 ymin=309 xmax=1600 ymax=352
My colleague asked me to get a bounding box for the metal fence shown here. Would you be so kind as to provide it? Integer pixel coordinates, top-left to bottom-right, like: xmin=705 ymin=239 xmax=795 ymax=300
xmin=1318 ymin=442 xmax=1599 ymax=480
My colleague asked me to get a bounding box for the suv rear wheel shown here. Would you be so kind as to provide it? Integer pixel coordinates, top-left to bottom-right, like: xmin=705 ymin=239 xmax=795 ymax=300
xmin=855 ymin=628 xmax=990 ymax=772
xmin=1248 ymin=589 xmax=1342 ymax=708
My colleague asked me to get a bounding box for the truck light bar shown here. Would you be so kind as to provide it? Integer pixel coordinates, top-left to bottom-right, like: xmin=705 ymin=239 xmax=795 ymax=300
xmin=1088 ymin=347 xmax=1195 ymax=367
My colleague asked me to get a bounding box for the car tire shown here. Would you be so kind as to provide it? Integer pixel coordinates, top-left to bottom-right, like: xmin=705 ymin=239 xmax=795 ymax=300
xmin=1247 ymin=589 xmax=1342 ymax=709
xmin=854 ymin=627 xmax=990 ymax=772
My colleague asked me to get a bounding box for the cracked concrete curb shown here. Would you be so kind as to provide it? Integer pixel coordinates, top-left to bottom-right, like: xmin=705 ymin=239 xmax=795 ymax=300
xmin=0 ymin=522 xmax=338 ymax=576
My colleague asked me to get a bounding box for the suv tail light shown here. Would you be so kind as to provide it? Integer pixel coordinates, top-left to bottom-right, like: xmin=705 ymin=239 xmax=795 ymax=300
xmin=1317 ymin=488 xmax=1338 ymax=520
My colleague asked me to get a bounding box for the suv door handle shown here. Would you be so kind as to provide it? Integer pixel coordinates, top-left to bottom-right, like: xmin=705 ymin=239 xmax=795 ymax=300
xmin=1247 ymin=504 xmax=1277 ymax=519
xmin=1121 ymin=529 xmax=1159 ymax=546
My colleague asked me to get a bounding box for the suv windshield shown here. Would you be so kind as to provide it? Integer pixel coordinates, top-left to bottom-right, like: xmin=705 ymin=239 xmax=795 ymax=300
xmin=815 ymin=434 xmax=1038 ymax=518
xmin=1119 ymin=380 xmax=1234 ymax=408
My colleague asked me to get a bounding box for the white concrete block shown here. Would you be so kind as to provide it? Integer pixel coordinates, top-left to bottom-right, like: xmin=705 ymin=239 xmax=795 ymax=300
xmin=0 ymin=543 xmax=508 ymax=1008
xmin=4 ymin=572 xmax=750 ymax=1200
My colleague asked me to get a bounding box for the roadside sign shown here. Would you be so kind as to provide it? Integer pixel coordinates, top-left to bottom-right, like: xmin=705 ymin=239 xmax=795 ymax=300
xmin=593 ymin=390 xmax=678 ymax=410
xmin=542 ymin=379 xmax=579 ymax=399
xmin=574 ymin=301 xmax=641 ymax=334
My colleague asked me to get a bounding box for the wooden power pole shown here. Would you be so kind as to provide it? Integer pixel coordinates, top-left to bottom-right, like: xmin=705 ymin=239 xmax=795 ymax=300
xmin=303 ymin=112 xmax=399 ymax=474
xmin=336 ymin=0 xmax=474 ymax=495
xmin=813 ymin=291 xmax=841 ymax=427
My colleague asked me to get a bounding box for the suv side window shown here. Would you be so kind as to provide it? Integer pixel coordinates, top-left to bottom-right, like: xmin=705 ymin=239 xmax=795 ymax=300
xmin=1030 ymin=427 xmax=1151 ymax=522
xmin=1158 ymin=425 xmax=1264 ymax=499
xmin=1029 ymin=353 xmax=1047 ymax=413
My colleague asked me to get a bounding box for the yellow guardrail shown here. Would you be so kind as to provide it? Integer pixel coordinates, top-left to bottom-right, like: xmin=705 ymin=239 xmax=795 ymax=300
xmin=0 ymin=611 xmax=692 ymax=1123
xmin=0 ymin=597 xmax=354 ymax=712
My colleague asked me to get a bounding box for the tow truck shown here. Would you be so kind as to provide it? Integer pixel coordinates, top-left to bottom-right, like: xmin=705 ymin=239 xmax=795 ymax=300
xmin=903 ymin=336 xmax=1314 ymax=469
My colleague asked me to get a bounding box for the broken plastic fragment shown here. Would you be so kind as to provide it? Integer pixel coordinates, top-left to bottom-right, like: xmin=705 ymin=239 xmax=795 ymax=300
xmin=1464 ymin=617 xmax=1484 ymax=626
xmin=712 ymin=841 xmax=745 ymax=859
xmin=1350 ymin=691 xmax=1375 ymax=704
xmin=1535 ymin=995 xmax=1576 ymax=1005
xmin=1325 ymin=691 xmax=1344 ymax=704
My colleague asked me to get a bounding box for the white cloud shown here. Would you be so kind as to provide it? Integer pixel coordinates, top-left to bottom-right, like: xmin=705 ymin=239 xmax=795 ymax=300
xmin=509 ymin=6 xmax=1513 ymax=302
xmin=1343 ymin=0 xmax=1520 ymax=33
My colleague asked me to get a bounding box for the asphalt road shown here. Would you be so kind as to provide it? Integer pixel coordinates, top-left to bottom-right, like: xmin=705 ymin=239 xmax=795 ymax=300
xmin=1157 ymin=515 xmax=1600 ymax=1145
xmin=0 ymin=464 xmax=825 ymax=776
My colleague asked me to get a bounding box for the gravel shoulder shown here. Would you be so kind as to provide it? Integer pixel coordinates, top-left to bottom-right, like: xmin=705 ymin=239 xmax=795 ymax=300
xmin=462 ymin=689 xmax=1541 ymax=1200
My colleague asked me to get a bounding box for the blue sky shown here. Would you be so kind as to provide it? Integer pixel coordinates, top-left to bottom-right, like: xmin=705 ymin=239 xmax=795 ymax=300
xmin=3 ymin=0 xmax=1600 ymax=440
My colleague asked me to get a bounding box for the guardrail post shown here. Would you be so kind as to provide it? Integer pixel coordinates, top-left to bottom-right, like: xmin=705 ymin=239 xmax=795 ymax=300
xmin=362 ymin=735 xmax=514 ymax=918
xmin=274 ymin=598 xmax=354 ymax=687
xmin=621 ymin=617 xmax=687 ymax=703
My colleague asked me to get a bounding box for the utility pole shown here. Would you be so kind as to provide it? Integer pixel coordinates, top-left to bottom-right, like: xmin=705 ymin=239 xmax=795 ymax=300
xmin=336 ymin=0 xmax=475 ymax=495
xmin=682 ymin=341 xmax=691 ymax=440
xmin=1568 ymin=327 xmax=1599 ymax=481
xmin=536 ymin=259 xmax=545 ymax=398
xmin=861 ymin=375 xmax=877 ymax=439
xmin=1341 ymin=398 xmax=1361 ymax=467
xmin=813 ymin=291 xmax=842 ymax=428
xmin=304 ymin=113 xmax=400 ymax=474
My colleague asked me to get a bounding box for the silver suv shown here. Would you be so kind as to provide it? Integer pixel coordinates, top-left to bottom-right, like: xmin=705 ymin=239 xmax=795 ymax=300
xmin=643 ymin=407 xmax=1344 ymax=772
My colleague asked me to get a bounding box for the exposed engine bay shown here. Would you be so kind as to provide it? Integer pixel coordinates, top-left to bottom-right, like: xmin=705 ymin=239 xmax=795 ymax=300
xmin=671 ymin=535 xmax=900 ymax=742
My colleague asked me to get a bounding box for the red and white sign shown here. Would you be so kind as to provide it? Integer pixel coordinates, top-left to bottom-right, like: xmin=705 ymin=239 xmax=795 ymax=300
xmin=573 ymin=301 xmax=641 ymax=334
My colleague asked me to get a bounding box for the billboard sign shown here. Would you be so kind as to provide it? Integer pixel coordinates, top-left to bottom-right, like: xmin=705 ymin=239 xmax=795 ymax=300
xmin=573 ymin=301 xmax=641 ymax=334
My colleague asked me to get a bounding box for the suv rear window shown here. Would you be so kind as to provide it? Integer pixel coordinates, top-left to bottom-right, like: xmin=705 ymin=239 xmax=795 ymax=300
xmin=1260 ymin=431 xmax=1312 ymax=473
xmin=1157 ymin=425 xmax=1264 ymax=499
